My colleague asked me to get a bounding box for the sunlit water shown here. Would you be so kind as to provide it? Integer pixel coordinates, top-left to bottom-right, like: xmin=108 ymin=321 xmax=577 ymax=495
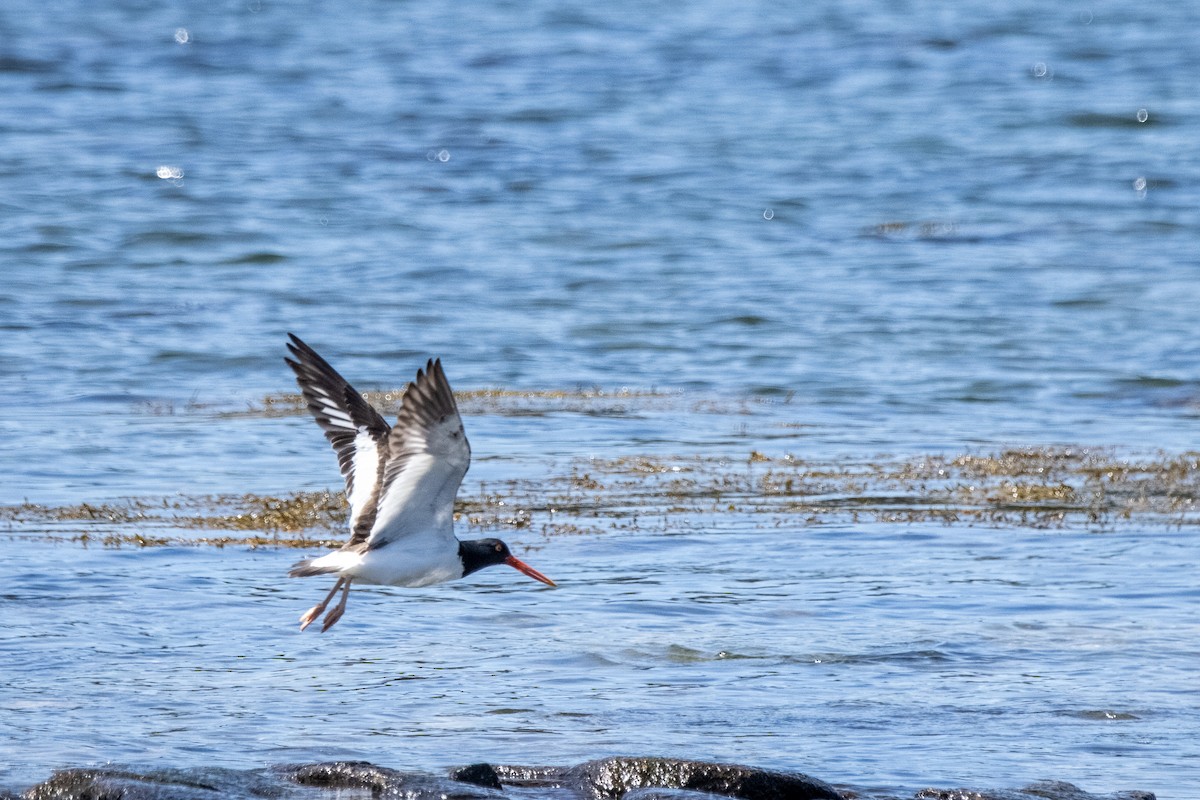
xmin=1 ymin=0 xmax=1198 ymax=796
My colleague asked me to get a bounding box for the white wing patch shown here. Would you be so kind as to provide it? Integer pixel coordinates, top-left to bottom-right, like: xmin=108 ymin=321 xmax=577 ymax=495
xmin=346 ymin=427 xmax=381 ymax=533
xmin=322 ymin=406 xmax=353 ymax=425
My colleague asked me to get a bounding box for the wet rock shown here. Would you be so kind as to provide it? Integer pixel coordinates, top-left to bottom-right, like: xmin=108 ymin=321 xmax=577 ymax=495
xmin=916 ymin=789 xmax=1030 ymax=800
xmin=1018 ymin=781 xmax=1154 ymax=800
xmin=12 ymin=761 xmax=1154 ymax=800
xmin=279 ymin=761 xmax=502 ymax=798
xmin=280 ymin=760 xmax=402 ymax=792
xmin=21 ymin=766 xmax=283 ymax=800
xmin=450 ymin=764 xmax=504 ymax=791
xmin=490 ymin=764 xmax=569 ymax=784
xmin=565 ymin=757 xmax=842 ymax=800
xmin=914 ymin=781 xmax=1155 ymax=800
xmin=20 ymin=763 xmax=505 ymax=800
xmin=623 ymin=789 xmax=739 ymax=800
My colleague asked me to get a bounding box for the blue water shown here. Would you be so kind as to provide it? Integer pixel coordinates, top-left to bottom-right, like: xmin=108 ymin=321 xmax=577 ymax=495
xmin=1 ymin=1 xmax=1198 ymax=796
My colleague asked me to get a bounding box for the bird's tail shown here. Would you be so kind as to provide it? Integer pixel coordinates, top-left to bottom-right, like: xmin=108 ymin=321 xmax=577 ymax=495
xmin=289 ymin=548 xmax=361 ymax=578
xmin=288 ymin=558 xmax=340 ymax=578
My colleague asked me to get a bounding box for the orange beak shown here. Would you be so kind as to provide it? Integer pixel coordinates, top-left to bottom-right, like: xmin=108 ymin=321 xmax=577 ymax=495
xmin=505 ymin=555 xmax=556 ymax=586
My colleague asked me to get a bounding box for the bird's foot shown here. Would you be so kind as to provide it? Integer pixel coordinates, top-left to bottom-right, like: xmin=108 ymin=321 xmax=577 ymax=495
xmin=320 ymin=604 xmax=346 ymax=632
xmin=299 ymin=604 xmax=325 ymax=631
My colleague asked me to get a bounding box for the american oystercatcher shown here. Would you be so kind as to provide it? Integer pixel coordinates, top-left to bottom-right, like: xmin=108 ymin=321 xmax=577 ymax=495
xmin=284 ymin=334 xmax=555 ymax=632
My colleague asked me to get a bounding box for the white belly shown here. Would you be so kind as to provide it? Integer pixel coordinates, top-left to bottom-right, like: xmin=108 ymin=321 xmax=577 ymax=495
xmin=341 ymin=541 xmax=463 ymax=587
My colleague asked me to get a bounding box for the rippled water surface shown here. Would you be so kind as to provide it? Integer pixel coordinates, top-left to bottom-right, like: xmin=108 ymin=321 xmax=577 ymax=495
xmin=1 ymin=1 xmax=1198 ymax=797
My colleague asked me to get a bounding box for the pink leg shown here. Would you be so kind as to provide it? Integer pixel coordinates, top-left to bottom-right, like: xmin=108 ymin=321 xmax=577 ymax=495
xmin=320 ymin=578 xmax=352 ymax=632
xmin=299 ymin=577 xmax=344 ymax=632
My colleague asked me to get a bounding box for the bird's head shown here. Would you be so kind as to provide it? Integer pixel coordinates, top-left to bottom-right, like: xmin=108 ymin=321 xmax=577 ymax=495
xmin=459 ymin=538 xmax=556 ymax=586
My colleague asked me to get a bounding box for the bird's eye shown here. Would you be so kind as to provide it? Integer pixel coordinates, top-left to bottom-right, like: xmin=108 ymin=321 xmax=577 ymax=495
xmin=494 ymin=543 xmax=503 ymax=553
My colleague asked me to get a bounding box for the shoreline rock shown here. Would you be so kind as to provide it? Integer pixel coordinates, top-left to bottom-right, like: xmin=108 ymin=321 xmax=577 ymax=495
xmin=9 ymin=757 xmax=1154 ymax=800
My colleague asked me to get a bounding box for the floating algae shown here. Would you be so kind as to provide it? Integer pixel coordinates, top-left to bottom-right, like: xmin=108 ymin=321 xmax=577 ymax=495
xmin=3 ymin=447 xmax=1199 ymax=547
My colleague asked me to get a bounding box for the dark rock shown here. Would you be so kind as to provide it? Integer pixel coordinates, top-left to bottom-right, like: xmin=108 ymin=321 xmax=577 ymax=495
xmin=12 ymin=760 xmax=1154 ymax=800
xmin=21 ymin=766 xmax=283 ymax=800
xmin=915 ymin=790 xmax=1019 ymax=800
xmin=1019 ymin=781 xmax=1154 ymax=800
xmin=624 ymin=789 xmax=739 ymax=800
xmin=451 ymin=764 xmax=504 ymax=791
xmin=565 ymin=757 xmax=842 ymax=800
xmin=491 ymin=764 xmax=570 ymax=785
xmin=915 ymin=782 xmax=1156 ymax=800
xmin=280 ymin=760 xmax=402 ymax=792
xmin=278 ymin=760 xmax=503 ymax=799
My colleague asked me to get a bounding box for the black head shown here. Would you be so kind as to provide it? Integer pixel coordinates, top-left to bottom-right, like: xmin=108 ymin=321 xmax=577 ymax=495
xmin=459 ymin=538 xmax=556 ymax=586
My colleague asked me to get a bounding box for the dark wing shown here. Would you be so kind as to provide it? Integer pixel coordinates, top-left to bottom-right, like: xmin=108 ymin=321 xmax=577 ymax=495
xmin=284 ymin=333 xmax=391 ymax=546
xmin=366 ymin=358 xmax=470 ymax=551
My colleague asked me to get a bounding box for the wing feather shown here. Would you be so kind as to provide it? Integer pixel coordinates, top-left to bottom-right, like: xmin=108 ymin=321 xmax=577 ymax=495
xmin=367 ymin=358 xmax=470 ymax=551
xmin=284 ymin=333 xmax=391 ymax=545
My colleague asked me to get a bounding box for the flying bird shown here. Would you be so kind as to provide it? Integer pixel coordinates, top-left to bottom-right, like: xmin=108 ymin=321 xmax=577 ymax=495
xmin=284 ymin=333 xmax=555 ymax=632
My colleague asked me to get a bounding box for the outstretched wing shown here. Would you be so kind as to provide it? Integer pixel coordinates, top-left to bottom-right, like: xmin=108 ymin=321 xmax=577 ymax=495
xmin=366 ymin=358 xmax=470 ymax=551
xmin=284 ymin=333 xmax=391 ymax=546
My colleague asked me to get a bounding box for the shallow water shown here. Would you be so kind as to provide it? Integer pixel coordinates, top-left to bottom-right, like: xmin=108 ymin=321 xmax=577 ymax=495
xmin=5 ymin=512 xmax=1197 ymax=795
xmin=1 ymin=0 xmax=1197 ymax=796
